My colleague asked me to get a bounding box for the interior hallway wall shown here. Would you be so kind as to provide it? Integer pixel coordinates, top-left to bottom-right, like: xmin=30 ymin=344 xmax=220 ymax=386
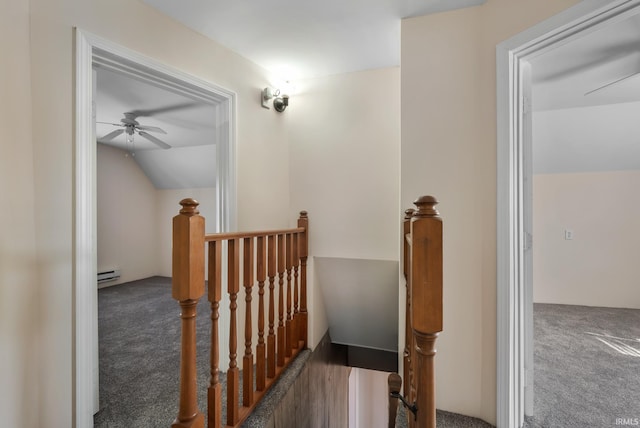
xmin=533 ymin=170 xmax=640 ymax=309
xmin=348 ymin=368 xmax=390 ymax=428
xmin=288 ymin=67 xmax=400 ymax=350
xmin=97 ymin=144 xmax=158 ymax=286
xmin=97 ymin=144 xmax=217 ymax=283
xmin=401 ymin=0 xmax=580 ymax=423
xmin=0 ymin=2 xmax=40 ymax=427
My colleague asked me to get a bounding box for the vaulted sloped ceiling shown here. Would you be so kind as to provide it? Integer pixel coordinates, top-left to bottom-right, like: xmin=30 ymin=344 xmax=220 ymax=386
xmin=530 ymin=13 xmax=640 ymax=174
xmin=95 ymin=66 xmax=220 ymax=189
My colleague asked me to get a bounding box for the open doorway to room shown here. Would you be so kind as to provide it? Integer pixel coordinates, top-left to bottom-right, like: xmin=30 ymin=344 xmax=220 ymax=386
xmin=93 ymin=60 xmax=221 ymax=426
xmin=496 ymin=1 xmax=640 ymax=427
xmin=527 ymin=11 xmax=640 ymax=426
xmin=95 ymin=63 xmax=221 ymax=290
xmin=75 ymin=30 xmax=236 ymax=427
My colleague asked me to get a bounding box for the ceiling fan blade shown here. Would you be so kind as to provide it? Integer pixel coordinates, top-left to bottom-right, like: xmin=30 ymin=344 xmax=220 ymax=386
xmin=136 ymin=125 xmax=167 ymax=134
xmin=100 ymin=129 xmax=125 ymax=141
xmin=97 ymin=121 xmax=124 ymax=127
xmin=585 ymin=70 xmax=640 ymax=96
xmin=138 ymin=131 xmax=171 ymax=149
xmin=128 ymin=102 xmax=200 ymax=118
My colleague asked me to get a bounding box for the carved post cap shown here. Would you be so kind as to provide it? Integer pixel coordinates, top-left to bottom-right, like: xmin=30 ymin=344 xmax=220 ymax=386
xmin=413 ymin=195 xmax=439 ymax=218
xmin=299 ymin=210 xmax=308 ymax=219
xmin=179 ymin=198 xmax=200 ymax=216
xmin=404 ymin=208 xmax=416 ymax=220
xmin=388 ymin=372 xmax=402 ymax=394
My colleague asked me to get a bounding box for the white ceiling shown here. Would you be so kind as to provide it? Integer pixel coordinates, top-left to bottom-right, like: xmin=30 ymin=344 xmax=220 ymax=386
xmin=531 ymin=13 xmax=640 ymax=112
xmin=98 ymin=0 xmax=488 ymax=190
xmin=530 ymin=12 xmax=640 ymax=174
xmin=141 ymin=0 xmax=485 ymax=79
xmin=98 ymin=2 xmax=640 ymax=182
xmin=96 ymin=66 xmax=219 ymax=189
xmin=533 ymin=102 xmax=640 ymax=174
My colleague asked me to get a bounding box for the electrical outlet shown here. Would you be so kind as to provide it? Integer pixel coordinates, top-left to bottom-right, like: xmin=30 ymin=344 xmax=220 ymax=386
xmin=564 ymin=229 xmax=573 ymax=240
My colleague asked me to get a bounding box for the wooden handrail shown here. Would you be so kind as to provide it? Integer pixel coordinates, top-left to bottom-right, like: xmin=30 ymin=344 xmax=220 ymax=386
xmin=204 ymin=227 xmax=305 ymax=242
xmin=392 ymin=196 xmax=443 ymax=428
xmin=172 ymin=198 xmax=309 ymax=428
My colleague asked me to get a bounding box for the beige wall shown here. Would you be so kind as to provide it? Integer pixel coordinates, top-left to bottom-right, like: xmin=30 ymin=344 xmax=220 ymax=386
xmin=288 ymin=68 xmax=401 ymax=348
xmin=97 ymin=144 xmax=217 ymax=283
xmin=534 ymin=171 xmax=640 ymax=309
xmin=0 ymin=2 xmax=40 ymax=427
xmin=27 ymin=0 xmax=290 ymax=425
xmin=401 ymin=0 xmax=579 ymax=423
xmin=97 ymin=144 xmax=158 ymax=286
xmin=348 ymin=368 xmax=390 ymax=428
xmin=289 ymin=68 xmax=400 ymax=260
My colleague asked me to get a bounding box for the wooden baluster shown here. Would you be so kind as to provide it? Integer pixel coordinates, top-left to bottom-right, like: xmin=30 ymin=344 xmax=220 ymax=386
xmin=292 ymin=233 xmax=299 ymax=350
xmin=297 ymin=211 xmax=309 ymax=347
xmin=242 ymin=237 xmax=255 ymax=407
xmin=277 ymin=234 xmax=286 ymax=367
xmin=285 ymin=233 xmax=293 ymax=358
xmin=256 ymin=236 xmax=267 ymax=391
xmin=388 ymin=373 xmax=402 ymax=428
xmin=411 ymin=196 xmax=443 ymax=428
xmin=267 ymin=235 xmax=277 ymax=378
xmin=208 ymin=241 xmax=222 ymax=428
xmin=227 ymin=239 xmax=240 ymax=426
xmin=403 ymin=208 xmax=415 ymax=407
xmin=171 ymin=198 xmax=205 ymax=428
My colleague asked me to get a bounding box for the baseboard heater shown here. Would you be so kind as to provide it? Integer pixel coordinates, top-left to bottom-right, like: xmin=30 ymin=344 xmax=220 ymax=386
xmin=98 ymin=268 xmax=121 ymax=283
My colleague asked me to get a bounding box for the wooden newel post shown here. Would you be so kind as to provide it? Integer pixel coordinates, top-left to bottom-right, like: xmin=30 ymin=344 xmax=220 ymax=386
xmin=410 ymin=196 xmax=442 ymax=428
xmin=388 ymin=373 xmax=403 ymax=428
xmin=172 ymin=198 xmax=205 ymax=428
xmin=297 ymin=211 xmax=309 ymax=347
xmin=403 ymin=208 xmax=415 ymax=403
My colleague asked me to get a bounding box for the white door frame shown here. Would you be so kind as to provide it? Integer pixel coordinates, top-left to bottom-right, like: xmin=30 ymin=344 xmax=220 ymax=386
xmin=74 ymin=29 xmax=237 ymax=427
xmin=496 ymin=0 xmax=640 ymax=426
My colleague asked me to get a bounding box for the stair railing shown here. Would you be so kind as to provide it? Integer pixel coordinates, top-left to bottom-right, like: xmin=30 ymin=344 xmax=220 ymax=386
xmin=389 ymin=195 xmax=443 ymax=428
xmin=171 ymin=198 xmax=309 ymax=428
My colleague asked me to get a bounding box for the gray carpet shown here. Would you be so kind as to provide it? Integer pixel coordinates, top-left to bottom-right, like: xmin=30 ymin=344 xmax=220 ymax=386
xmin=95 ymin=276 xmax=496 ymax=427
xmin=94 ymin=276 xmax=311 ymax=427
xmin=395 ymin=405 xmax=494 ymax=428
xmin=95 ymin=276 xmax=187 ymax=427
xmin=525 ymin=303 xmax=640 ymax=428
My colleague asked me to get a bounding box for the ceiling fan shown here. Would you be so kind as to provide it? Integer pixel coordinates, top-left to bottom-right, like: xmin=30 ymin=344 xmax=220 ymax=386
xmin=98 ymin=112 xmax=171 ymax=150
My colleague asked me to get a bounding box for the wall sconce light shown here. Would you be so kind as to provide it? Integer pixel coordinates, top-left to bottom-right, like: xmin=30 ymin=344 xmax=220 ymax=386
xmin=262 ymin=87 xmax=289 ymax=112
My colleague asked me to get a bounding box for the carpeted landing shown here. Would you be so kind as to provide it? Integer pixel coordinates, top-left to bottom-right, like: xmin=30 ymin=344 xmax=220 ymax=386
xmin=94 ymin=276 xmax=314 ymax=427
xmin=395 ymin=406 xmax=494 ymax=428
xmin=524 ymin=303 xmax=640 ymax=428
xmin=95 ymin=277 xmax=495 ymax=427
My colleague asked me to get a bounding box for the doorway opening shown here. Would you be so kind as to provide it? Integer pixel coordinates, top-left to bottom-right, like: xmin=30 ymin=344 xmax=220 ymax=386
xmin=496 ymin=0 xmax=640 ymax=426
xmin=75 ymin=30 xmax=237 ymax=427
